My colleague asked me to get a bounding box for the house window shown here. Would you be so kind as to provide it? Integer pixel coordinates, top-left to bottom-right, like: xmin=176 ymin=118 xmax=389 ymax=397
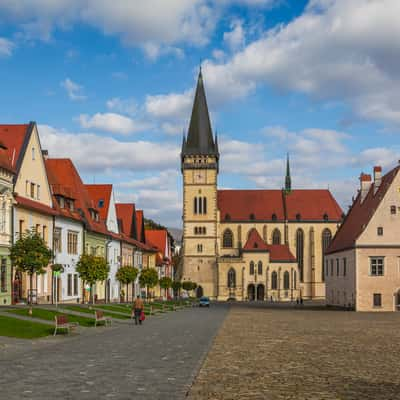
xmin=257 ymin=261 xmax=263 ymax=275
xmin=42 ymin=225 xmax=47 ymax=242
xmin=249 ymin=261 xmax=255 ymax=275
xmin=330 ymin=259 xmax=334 ymax=276
xmin=373 ymin=293 xmax=382 ymax=307
xmin=370 ymin=258 xmax=384 ymax=276
xmin=19 ymin=219 xmax=24 ymax=239
xmin=30 ymin=182 xmax=35 ymax=198
xmin=67 ymin=274 xmax=72 ymax=296
xmin=67 ymin=231 xmax=78 ymax=255
xmin=54 ymin=228 xmax=62 ymax=253
xmin=35 ymin=224 xmax=40 ymax=235
xmin=391 ymin=205 xmax=396 ymax=215
xmin=223 ymin=229 xmax=234 ymax=248
xmin=73 ymin=274 xmax=78 ymax=296
xmin=272 ymin=229 xmax=281 ymax=245
xmin=69 ymin=200 xmax=74 ymax=211
xmin=32 ymin=147 xmax=35 ymax=160
xmin=377 ymin=227 xmax=383 ymax=236
xmin=343 ymin=258 xmax=347 ymax=276
xmin=321 ymin=229 xmax=332 ymax=282
xmin=37 ymin=185 xmax=40 ymax=200
xmin=197 ymin=244 xmax=203 ymax=253
xmin=336 ymin=259 xmax=339 ymax=276
xmin=1 ymin=258 xmax=7 ymax=292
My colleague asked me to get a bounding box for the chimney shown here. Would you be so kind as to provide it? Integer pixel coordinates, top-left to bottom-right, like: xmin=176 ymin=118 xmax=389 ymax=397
xmin=360 ymin=173 xmax=372 ymax=203
xmin=42 ymin=149 xmax=49 ymax=160
xmin=373 ymin=166 xmax=382 ymax=194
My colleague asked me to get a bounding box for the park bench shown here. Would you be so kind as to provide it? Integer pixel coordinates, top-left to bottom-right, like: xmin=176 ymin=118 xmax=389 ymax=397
xmin=94 ymin=310 xmax=112 ymax=327
xmin=54 ymin=315 xmax=79 ymax=336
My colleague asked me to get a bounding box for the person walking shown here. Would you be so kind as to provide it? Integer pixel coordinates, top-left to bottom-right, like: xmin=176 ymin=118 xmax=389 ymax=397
xmin=133 ymin=295 xmax=144 ymax=325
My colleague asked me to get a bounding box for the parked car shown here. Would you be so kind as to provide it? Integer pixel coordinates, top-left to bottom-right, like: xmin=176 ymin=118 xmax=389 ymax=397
xmin=199 ymin=296 xmax=210 ymax=307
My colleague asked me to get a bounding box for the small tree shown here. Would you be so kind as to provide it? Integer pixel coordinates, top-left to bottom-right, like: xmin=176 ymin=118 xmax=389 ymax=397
xmin=139 ymin=268 xmax=159 ymax=299
xmin=171 ymin=281 xmax=182 ymax=298
xmin=182 ymin=281 xmax=193 ymax=292
xmin=116 ymin=265 xmax=139 ymax=302
xmin=159 ymin=276 xmax=172 ymax=298
xmin=76 ymin=254 xmax=109 ymax=304
xmin=10 ymin=230 xmax=53 ymax=309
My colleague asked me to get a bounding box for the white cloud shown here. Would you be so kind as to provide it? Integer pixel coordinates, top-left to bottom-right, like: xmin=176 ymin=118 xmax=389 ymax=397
xmin=351 ymin=148 xmax=398 ymax=169
xmin=60 ymin=78 xmax=86 ymax=101
xmin=0 ymin=37 xmax=14 ymax=57
xmin=106 ymin=97 xmax=137 ymax=116
xmin=145 ymin=89 xmax=193 ymax=120
xmin=161 ymin=122 xmax=184 ymax=136
xmin=200 ymin=0 xmax=400 ymax=126
xmin=78 ymin=113 xmax=150 ymax=135
xmin=223 ymin=19 xmax=245 ymax=51
xmin=39 ymin=124 xmax=179 ymax=172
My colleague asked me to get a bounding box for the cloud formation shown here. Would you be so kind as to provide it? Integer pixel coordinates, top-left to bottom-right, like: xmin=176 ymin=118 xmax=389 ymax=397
xmin=0 ymin=37 xmax=14 ymax=56
xmin=60 ymin=78 xmax=86 ymax=101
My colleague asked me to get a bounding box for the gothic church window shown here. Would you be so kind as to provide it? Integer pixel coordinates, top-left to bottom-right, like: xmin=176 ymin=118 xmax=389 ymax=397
xmin=272 ymin=229 xmax=281 ymax=245
xmin=321 ymin=229 xmax=332 ymax=282
xmin=223 ymin=229 xmax=233 ymax=248
xmin=227 ymin=268 xmax=236 ymax=288
xmin=271 ymin=271 xmax=278 ymax=290
xmin=250 ymin=261 xmax=255 ymax=275
xmin=296 ymin=229 xmax=304 ymax=282
xmin=283 ymin=271 xmax=290 ymax=290
xmin=257 ymin=261 xmax=262 ymax=275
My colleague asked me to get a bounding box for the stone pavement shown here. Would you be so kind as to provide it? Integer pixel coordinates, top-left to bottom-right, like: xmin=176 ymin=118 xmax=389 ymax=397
xmin=0 ymin=304 xmax=229 ymax=400
xmin=188 ymin=304 xmax=400 ymax=400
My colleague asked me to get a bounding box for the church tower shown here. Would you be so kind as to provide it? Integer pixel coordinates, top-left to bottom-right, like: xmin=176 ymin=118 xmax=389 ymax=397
xmin=181 ymin=69 xmax=219 ymax=298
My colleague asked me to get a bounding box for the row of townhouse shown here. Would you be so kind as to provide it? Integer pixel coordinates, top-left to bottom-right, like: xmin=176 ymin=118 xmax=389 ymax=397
xmin=0 ymin=122 xmax=174 ymax=306
xmin=325 ymin=163 xmax=400 ymax=312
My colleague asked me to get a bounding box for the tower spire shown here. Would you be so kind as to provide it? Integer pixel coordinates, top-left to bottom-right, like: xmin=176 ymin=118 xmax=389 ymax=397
xmin=285 ymin=153 xmax=292 ymax=193
xmin=181 ymin=68 xmax=218 ymax=158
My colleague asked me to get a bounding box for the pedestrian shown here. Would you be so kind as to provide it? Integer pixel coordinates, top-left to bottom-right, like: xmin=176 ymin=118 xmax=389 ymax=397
xmin=300 ymin=297 xmax=303 ymax=305
xmin=296 ymin=298 xmax=299 ymax=305
xmin=132 ymin=295 xmax=144 ymax=325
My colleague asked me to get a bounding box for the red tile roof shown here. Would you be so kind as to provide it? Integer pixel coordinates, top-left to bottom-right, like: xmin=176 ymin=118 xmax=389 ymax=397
xmin=243 ymin=228 xmax=296 ymax=262
xmin=0 ymin=124 xmax=30 ymax=171
xmin=218 ymin=189 xmax=342 ymax=222
xmin=0 ymin=143 xmax=15 ymax=173
xmin=116 ymin=203 xmax=136 ymax=238
xmin=85 ymin=184 xmax=112 ymax=221
xmin=45 ymin=158 xmax=107 ymax=235
xmin=146 ymin=229 xmax=169 ymax=265
xmin=326 ymin=166 xmax=400 ymax=254
xmin=136 ymin=210 xmax=145 ymax=242
xmin=14 ymin=195 xmax=57 ymax=216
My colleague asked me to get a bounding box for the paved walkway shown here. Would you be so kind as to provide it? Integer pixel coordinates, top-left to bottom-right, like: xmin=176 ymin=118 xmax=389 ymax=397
xmin=0 ymin=305 xmax=229 ymax=400
xmin=188 ymin=304 xmax=400 ymax=400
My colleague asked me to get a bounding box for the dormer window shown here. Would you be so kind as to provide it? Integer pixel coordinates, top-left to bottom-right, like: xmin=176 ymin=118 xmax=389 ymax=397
xmin=323 ymin=213 xmax=329 ymax=221
xmin=225 ymin=214 xmax=231 ymax=221
xmin=98 ymin=199 xmax=104 ymax=208
xmin=391 ymin=206 xmax=396 ymax=215
xmin=296 ymin=213 xmax=301 ymax=221
xmin=59 ymin=196 xmax=65 ymax=208
xmin=272 ymin=213 xmax=277 ymax=221
xmin=253 ymin=242 xmax=258 ymax=249
xmin=249 ymin=213 xmax=255 ymax=220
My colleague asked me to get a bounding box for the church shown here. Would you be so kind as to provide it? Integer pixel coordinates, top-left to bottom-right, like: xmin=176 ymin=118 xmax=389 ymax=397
xmin=180 ymin=70 xmax=343 ymax=301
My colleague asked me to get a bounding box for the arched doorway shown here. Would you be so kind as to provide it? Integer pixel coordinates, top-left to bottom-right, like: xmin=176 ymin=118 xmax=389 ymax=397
xmin=256 ymin=284 xmax=265 ymax=301
xmin=196 ymin=286 xmax=204 ymax=298
xmin=247 ymin=284 xmax=255 ymax=301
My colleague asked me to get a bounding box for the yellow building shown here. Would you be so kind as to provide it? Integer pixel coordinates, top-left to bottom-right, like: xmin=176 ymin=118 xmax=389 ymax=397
xmin=180 ymin=71 xmax=343 ymax=300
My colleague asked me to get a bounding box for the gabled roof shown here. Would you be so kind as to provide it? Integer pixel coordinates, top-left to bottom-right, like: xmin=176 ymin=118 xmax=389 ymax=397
xmin=45 ymin=158 xmax=107 ymax=235
xmin=218 ymin=189 xmax=342 ymax=222
xmin=14 ymin=194 xmax=57 ymax=216
xmin=85 ymin=184 xmax=112 ymax=221
xmin=326 ymin=165 xmax=400 ymax=254
xmin=181 ymin=69 xmax=218 ymax=157
xmin=0 ymin=142 xmax=15 ymax=173
xmin=243 ymin=228 xmax=296 ymax=262
xmin=146 ymin=229 xmax=170 ymax=265
xmin=0 ymin=123 xmax=31 ymax=172
xmin=135 ymin=210 xmax=145 ymax=243
xmin=116 ymin=203 xmax=136 ymax=239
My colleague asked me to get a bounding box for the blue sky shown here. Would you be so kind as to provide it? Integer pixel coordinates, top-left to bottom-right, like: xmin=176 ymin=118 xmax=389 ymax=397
xmin=0 ymin=0 xmax=399 ymax=228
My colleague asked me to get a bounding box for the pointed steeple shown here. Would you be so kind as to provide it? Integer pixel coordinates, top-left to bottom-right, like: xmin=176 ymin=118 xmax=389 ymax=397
xmin=181 ymin=68 xmax=218 ymax=157
xmin=285 ymin=153 xmax=292 ymax=193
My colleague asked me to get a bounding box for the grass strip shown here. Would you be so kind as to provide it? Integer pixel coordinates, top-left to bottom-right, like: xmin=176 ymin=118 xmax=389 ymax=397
xmin=0 ymin=314 xmax=53 ymax=338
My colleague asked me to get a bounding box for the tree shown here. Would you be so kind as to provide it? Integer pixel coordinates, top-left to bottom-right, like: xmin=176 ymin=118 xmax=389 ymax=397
xmin=116 ymin=265 xmax=139 ymax=302
xmin=182 ymin=281 xmax=193 ymax=292
xmin=159 ymin=276 xmax=172 ymax=298
xmin=139 ymin=268 xmax=159 ymax=299
xmin=10 ymin=230 xmax=53 ymax=308
xmin=171 ymin=281 xmax=181 ymax=297
xmin=76 ymin=254 xmax=109 ymax=304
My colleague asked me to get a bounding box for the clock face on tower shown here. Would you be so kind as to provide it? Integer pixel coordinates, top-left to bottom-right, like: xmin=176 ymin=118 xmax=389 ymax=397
xmin=194 ymin=170 xmax=206 ymax=184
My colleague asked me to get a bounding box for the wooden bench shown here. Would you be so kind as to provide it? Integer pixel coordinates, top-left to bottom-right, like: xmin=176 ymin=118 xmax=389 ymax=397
xmin=94 ymin=310 xmax=112 ymax=327
xmin=54 ymin=315 xmax=79 ymax=336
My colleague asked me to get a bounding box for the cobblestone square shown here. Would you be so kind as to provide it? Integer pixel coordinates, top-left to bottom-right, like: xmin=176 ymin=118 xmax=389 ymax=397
xmin=188 ymin=304 xmax=400 ymax=400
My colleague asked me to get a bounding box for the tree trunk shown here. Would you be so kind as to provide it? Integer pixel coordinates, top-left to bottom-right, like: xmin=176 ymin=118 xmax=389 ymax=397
xmin=92 ymin=284 xmax=95 ymax=304
xmin=28 ymin=273 xmax=33 ymax=315
xmin=126 ymin=283 xmax=128 ymax=303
